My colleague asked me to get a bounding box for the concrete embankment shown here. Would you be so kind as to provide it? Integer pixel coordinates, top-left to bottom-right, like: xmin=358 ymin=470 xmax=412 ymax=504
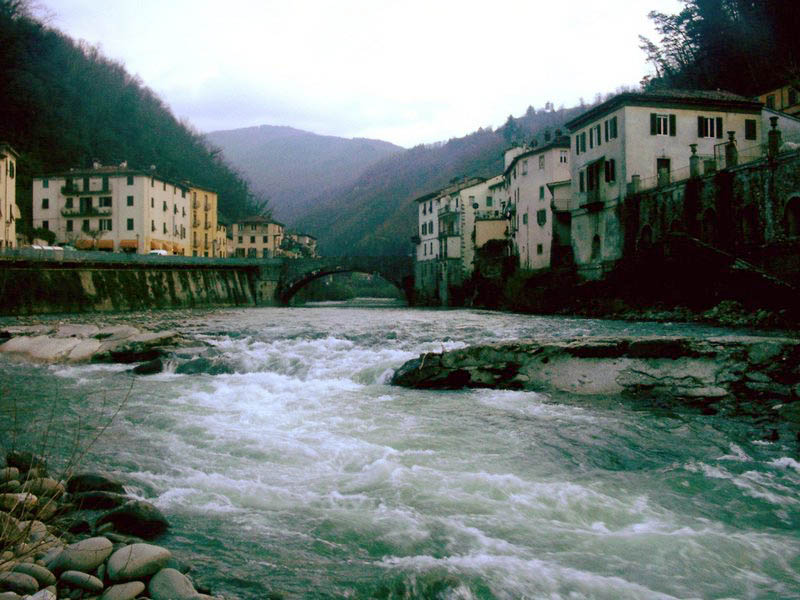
xmin=391 ymin=335 xmax=800 ymax=425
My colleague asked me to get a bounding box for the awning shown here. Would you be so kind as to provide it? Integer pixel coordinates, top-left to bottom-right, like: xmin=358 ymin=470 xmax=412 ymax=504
xmin=97 ymin=239 xmax=113 ymax=249
xmin=150 ymin=241 xmax=162 ymax=250
xmin=11 ymin=204 xmax=21 ymax=220
xmin=75 ymin=239 xmax=94 ymax=249
xmin=119 ymin=239 xmax=138 ymax=249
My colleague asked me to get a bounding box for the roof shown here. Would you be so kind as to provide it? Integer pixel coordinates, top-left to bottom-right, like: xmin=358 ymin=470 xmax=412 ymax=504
xmin=32 ymin=164 xmax=191 ymax=190
xmin=414 ymin=191 xmax=440 ymax=203
xmin=0 ymin=143 xmax=19 ymax=159
xmin=503 ymin=136 xmax=571 ymax=177
xmin=237 ymin=215 xmax=285 ymax=227
xmin=565 ymin=89 xmax=763 ymax=131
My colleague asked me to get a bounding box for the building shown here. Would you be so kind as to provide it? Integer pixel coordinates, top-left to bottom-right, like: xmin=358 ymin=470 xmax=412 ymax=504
xmin=412 ymin=191 xmax=440 ymax=302
xmin=474 ymin=175 xmax=510 ymax=259
xmin=189 ymin=185 xmax=222 ymax=257
xmin=758 ymin=84 xmax=800 ymax=117
xmin=231 ymin=216 xmax=284 ymax=258
xmin=565 ymin=89 xmax=764 ymax=279
xmin=0 ymin=143 xmax=20 ymax=249
xmin=505 ymin=137 xmax=571 ymax=270
xmin=215 ymin=223 xmax=228 ymax=258
xmin=31 ymin=163 xmax=190 ymax=254
xmin=283 ymin=232 xmax=318 ymax=258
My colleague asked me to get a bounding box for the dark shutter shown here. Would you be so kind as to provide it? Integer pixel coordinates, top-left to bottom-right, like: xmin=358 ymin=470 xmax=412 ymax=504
xmin=611 ymin=116 xmax=617 ymax=138
xmin=650 ymin=113 xmax=657 ymax=135
xmin=716 ymin=117 xmax=723 ymax=138
xmin=597 ymin=125 xmax=601 ymax=146
xmin=745 ymin=119 xmax=757 ymax=140
xmin=669 ymin=114 xmax=676 ymax=136
xmin=575 ymin=135 xmax=579 ymax=155
xmin=605 ymin=120 xmax=609 ymax=141
xmin=698 ymin=116 xmax=704 ymax=137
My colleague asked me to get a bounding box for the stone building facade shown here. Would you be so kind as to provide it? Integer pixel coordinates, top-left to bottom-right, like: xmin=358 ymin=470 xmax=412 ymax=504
xmin=0 ymin=143 xmax=20 ymax=249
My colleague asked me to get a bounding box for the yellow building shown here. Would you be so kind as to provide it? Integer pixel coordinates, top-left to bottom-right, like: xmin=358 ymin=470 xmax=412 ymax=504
xmin=758 ymin=85 xmax=800 ymax=117
xmin=231 ymin=216 xmax=285 ymax=258
xmin=189 ymin=185 xmax=221 ymax=257
xmin=0 ymin=143 xmax=20 ymax=249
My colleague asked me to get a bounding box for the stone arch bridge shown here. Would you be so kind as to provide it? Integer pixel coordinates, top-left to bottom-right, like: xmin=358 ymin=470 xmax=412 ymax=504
xmin=254 ymin=255 xmax=414 ymax=305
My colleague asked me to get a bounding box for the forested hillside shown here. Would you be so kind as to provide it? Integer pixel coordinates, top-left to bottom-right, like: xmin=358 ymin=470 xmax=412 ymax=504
xmin=206 ymin=125 xmax=402 ymax=224
xmin=294 ymin=104 xmax=588 ymax=256
xmin=0 ymin=0 xmax=266 ymax=230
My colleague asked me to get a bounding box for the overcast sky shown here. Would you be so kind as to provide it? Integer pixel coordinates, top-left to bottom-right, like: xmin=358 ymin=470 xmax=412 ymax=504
xmin=39 ymin=0 xmax=683 ymax=147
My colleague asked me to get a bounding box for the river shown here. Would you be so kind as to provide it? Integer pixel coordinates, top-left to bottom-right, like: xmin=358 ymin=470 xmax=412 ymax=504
xmin=1 ymin=301 xmax=799 ymax=599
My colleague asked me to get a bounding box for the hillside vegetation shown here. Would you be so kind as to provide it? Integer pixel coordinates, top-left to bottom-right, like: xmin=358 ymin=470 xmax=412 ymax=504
xmin=206 ymin=125 xmax=403 ymax=224
xmin=0 ymin=0 xmax=266 ymax=229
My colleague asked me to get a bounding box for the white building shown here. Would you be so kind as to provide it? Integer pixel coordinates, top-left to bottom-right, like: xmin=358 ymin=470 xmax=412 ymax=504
xmin=32 ymin=163 xmax=190 ymax=254
xmin=565 ymin=89 xmax=764 ymax=279
xmin=413 ymin=191 xmax=440 ymax=302
xmin=0 ymin=143 xmax=20 ymax=249
xmin=505 ymin=137 xmax=571 ymax=270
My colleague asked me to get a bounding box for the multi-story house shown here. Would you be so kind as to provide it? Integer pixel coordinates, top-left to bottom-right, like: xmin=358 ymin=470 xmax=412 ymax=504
xmin=283 ymin=232 xmax=318 ymax=258
xmin=412 ymin=191 xmax=440 ymax=301
xmin=505 ymin=136 xmax=571 ymax=270
xmin=31 ymin=162 xmax=190 ymax=254
xmin=231 ymin=216 xmax=284 ymax=258
xmin=215 ymin=223 xmax=228 ymax=258
xmin=758 ymin=84 xmax=800 ymax=117
xmin=0 ymin=143 xmax=20 ymax=249
xmin=189 ymin=185 xmax=221 ymax=257
xmin=565 ymin=89 xmax=763 ymax=279
xmin=473 ymin=175 xmax=509 ymax=259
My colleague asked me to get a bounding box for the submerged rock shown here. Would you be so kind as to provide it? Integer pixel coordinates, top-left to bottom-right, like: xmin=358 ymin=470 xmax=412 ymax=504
xmin=96 ymin=500 xmax=168 ymax=539
xmin=131 ymin=358 xmax=164 ymax=375
xmin=66 ymin=473 xmax=126 ymax=495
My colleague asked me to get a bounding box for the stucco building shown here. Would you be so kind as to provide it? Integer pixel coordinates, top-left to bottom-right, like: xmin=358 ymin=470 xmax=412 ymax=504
xmin=231 ymin=216 xmax=284 ymax=258
xmin=505 ymin=137 xmax=571 ymax=270
xmin=32 ymin=163 xmax=190 ymax=254
xmin=758 ymin=84 xmax=800 ymax=117
xmin=412 ymin=191 xmax=440 ymax=302
xmin=0 ymin=143 xmax=20 ymax=249
xmin=565 ymin=89 xmax=765 ymax=279
xmin=189 ymin=185 xmax=222 ymax=257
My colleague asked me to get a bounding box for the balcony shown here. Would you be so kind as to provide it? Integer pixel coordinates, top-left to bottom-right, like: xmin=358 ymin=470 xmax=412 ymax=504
xmin=61 ymin=185 xmax=111 ymax=196
xmin=61 ymin=206 xmax=112 ymax=218
xmin=192 ymin=220 xmax=200 ymax=228
xmin=474 ymin=209 xmax=506 ymax=221
xmin=204 ymin=222 xmax=211 ymax=230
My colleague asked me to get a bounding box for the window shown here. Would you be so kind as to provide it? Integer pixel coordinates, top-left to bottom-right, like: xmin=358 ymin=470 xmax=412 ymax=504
xmin=250 ymin=236 xmax=255 ymax=243
xmin=698 ymin=116 xmax=723 ymax=138
xmin=151 ymin=220 xmax=155 ymax=232
xmin=262 ymin=235 xmax=268 ymax=243
xmin=539 ymin=154 xmax=545 ymax=169
xmin=163 ymin=223 xmax=167 ymax=234
xmin=102 ymin=176 xmax=109 ymax=189
xmin=41 ymin=198 xmax=49 ymax=209
xmin=522 ymin=213 xmax=528 ymax=225
xmin=537 ymin=209 xmax=547 ymax=226
xmin=127 ymin=175 xmax=134 ymax=185
xmin=609 ymin=116 xmax=618 ymax=139
xmin=238 ymin=236 xmax=243 ymax=243
xmin=162 ymin=201 xmax=167 ymax=212
xmin=539 ymin=186 xmax=545 ymax=199
xmin=7 ymin=162 xmax=13 ymax=178
xmin=65 ymin=198 xmax=73 ymax=209
xmin=560 ymin=150 xmax=568 ymax=163
xmin=43 ymin=179 xmax=49 ymax=188
xmin=650 ymin=113 xmax=675 ymax=136
xmin=181 ymin=189 xmax=186 ymax=198
xmin=537 ymin=244 xmax=543 ymax=255
xmin=745 ymin=119 xmax=757 ymax=141
xmin=604 ymin=159 xmax=616 ymax=183
xmin=100 ymin=196 xmax=112 ymax=207
xmin=579 ymin=171 xmax=585 ymax=192
xmin=790 ymin=89 xmax=799 ymax=106
xmin=83 ymin=177 xmax=89 ymax=190
xmin=100 ymin=219 xmax=112 ymax=231
xmin=590 ymin=124 xmax=601 ymax=147
xmin=766 ymin=94 xmax=776 ymax=109
xmin=66 ymin=220 xmax=73 ymax=232
xmin=422 ymin=204 xmax=427 ymax=215
xmin=423 ymin=244 xmax=427 ymax=256
xmin=127 ymin=195 xmax=134 ymax=206
xmin=522 ymin=160 xmax=528 ymax=175
xmin=84 ymin=220 xmax=91 ymax=232
xmin=127 ymin=218 xmax=134 ymax=231
xmin=42 ymin=220 xmax=49 ymax=230
xmin=422 ymin=223 xmax=427 ymax=235
xmin=151 ymin=197 xmax=154 ymax=208
xmin=579 ymin=132 xmax=586 ymax=153
xmin=486 ymin=196 xmax=492 ymax=207
xmin=162 ymin=182 xmax=166 ymax=191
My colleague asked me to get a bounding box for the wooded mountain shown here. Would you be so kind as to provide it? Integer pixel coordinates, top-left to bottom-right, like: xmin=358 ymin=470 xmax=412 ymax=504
xmin=0 ymin=0 xmax=265 ymax=230
xmin=205 ymin=125 xmax=403 ymax=224
xmin=291 ymin=105 xmax=589 ymax=256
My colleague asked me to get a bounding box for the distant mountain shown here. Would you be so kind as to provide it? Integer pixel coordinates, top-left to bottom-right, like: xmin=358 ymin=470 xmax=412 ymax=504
xmin=205 ymin=125 xmax=403 ymax=224
xmin=292 ymin=105 xmax=590 ymax=256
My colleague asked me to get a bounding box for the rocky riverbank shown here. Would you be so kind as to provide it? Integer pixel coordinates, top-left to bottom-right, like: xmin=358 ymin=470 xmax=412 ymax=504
xmin=0 ymin=450 xmax=238 ymax=600
xmin=391 ymin=335 xmax=800 ymax=428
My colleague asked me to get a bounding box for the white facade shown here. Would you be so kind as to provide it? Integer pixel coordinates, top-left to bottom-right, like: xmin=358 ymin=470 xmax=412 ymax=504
xmin=32 ymin=165 xmax=190 ymax=254
xmin=507 ymin=140 xmax=571 ymax=270
xmin=0 ymin=144 xmax=20 ymax=249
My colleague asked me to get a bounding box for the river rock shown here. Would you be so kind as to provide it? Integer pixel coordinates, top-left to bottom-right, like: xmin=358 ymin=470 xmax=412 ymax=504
xmin=94 ymin=326 xmax=140 ymax=341
xmin=54 ymin=324 xmax=100 ymax=339
xmin=72 ymin=491 xmax=129 ymax=510
xmin=148 ymin=568 xmax=197 ymax=600
xmin=0 ymin=470 xmax=18 ymax=484
xmin=67 ymin=338 xmax=102 ymax=362
xmin=27 ymin=589 xmax=56 ymax=600
xmin=5 ymin=452 xmax=46 ymax=475
xmin=0 ymin=592 xmax=22 ymax=600
xmin=20 ymin=478 xmax=64 ymax=498
xmin=66 ymin=473 xmax=126 ymax=495
xmin=60 ymin=570 xmax=104 ymax=592
xmin=0 ymin=572 xmax=38 ymax=595
xmin=95 ymin=331 xmax=179 ymax=364
xmin=96 ymin=501 xmax=168 ymax=539
xmin=107 ymin=543 xmax=171 ymax=581
xmin=0 ymin=494 xmax=37 ymax=513
xmin=11 ymin=563 xmax=55 ymax=586
xmin=17 ymin=520 xmax=47 ymax=542
xmin=100 ymin=581 xmax=145 ymax=600
xmin=53 ymin=537 xmax=113 ymax=572
xmin=132 ymin=358 xmax=164 ymax=375
xmin=0 ymin=513 xmax=21 ymax=542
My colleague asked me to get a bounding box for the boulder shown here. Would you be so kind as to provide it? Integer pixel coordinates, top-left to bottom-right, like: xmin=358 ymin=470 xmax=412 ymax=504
xmin=100 ymin=581 xmax=145 ymax=600
xmin=132 ymin=358 xmax=164 ymax=375
xmin=0 ymin=469 xmax=19 ymax=484
xmin=67 ymin=338 xmax=102 ymax=362
xmin=10 ymin=563 xmax=55 ymax=587
xmin=107 ymin=543 xmax=171 ymax=581
xmin=20 ymin=478 xmax=64 ymax=498
xmin=72 ymin=491 xmax=129 ymax=510
xmin=26 ymin=590 xmax=56 ymax=600
xmin=0 ymin=572 xmax=38 ymax=595
xmin=0 ymin=512 xmax=21 ymax=542
xmin=52 ymin=537 xmax=113 ymax=573
xmin=59 ymin=570 xmax=104 ymax=593
xmin=0 ymin=493 xmax=37 ymax=513
xmin=0 ymin=592 xmax=22 ymax=600
xmin=66 ymin=473 xmax=126 ymax=495
xmin=5 ymin=452 xmax=46 ymax=475
xmin=0 ymin=483 xmax=19 ymax=494
xmin=148 ymin=568 xmax=197 ymax=600
xmin=16 ymin=520 xmax=47 ymax=542
xmin=96 ymin=501 xmax=168 ymax=539
xmin=54 ymin=325 xmax=99 ymax=339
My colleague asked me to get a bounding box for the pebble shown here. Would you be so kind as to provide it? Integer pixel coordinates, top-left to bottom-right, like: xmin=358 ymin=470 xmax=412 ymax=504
xmin=0 ymin=493 xmax=37 ymax=512
xmin=27 ymin=589 xmax=56 ymax=600
xmin=96 ymin=500 xmax=168 ymax=539
xmin=107 ymin=543 xmax=171 ymax=581
xmin=53 ymin=537 xmax=113 ymax=572
xmin=16 ymin=520 xmax=47 ymax=542
xmin=0 ymin=470 xmax=19 ymax=484
xmin=60 ymin=570 xmax=104 ymax=592
xmin=10 ymin=563 xmax=55 ymax=586
xmin=148 ymin=568 xmax=197 ymax=600
xmin=20 ymin=479 xmax=65 ymax=498
xmin=0 ymin=572 xmax=38 ymax=595
xmin=66 ymin=473 xmax=125 ymax=495
xmin=100 ymin=581 xmax=145 ymax=600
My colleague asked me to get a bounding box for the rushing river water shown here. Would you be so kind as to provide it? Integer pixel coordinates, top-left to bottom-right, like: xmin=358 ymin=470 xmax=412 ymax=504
xmin=2 ymin=302 xmax=800 ymax=599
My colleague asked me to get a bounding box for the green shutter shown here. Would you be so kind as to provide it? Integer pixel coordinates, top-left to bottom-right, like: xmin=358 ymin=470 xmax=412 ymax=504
xmin=650 ymin=113 xmax=657 ymax=135
xmin=698 ymin=116 xmax=704 ymax=137
xmin=669 ymin=114 xmax=676 ymax=136
xmin=716 ymin=117 xmax=723 ymax=139
xmin=604 ymin=120 xmax=609 ymax=141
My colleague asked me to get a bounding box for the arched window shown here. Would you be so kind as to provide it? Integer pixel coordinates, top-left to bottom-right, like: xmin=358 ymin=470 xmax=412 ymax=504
xmin=784 ymin=196 xmax=800 ymax=237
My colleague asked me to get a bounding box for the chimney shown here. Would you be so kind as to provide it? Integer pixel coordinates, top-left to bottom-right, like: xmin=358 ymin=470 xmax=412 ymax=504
xmin=120 ymin=160 xmax=128 ymax=168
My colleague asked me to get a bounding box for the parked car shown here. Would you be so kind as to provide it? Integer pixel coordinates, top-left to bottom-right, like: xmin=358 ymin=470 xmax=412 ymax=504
xmin=148 ymin=249 xmax=168 ymax=256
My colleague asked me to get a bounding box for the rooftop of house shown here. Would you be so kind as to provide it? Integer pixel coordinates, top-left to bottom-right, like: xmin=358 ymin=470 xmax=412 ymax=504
xmin=0 ymin=143 xmax=19 ymax=159
xmin=503 ymin=136 xmax=571 ymax=177
xmin=236 ymin=215 xmax=286 ymax=228
xmin=566 ymin=89 xmax=762 ymax=131
xmin=414 ymin=191 xmax=440 ymax=203
xmin=33 ymin=162 xmax=191 ymax=190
